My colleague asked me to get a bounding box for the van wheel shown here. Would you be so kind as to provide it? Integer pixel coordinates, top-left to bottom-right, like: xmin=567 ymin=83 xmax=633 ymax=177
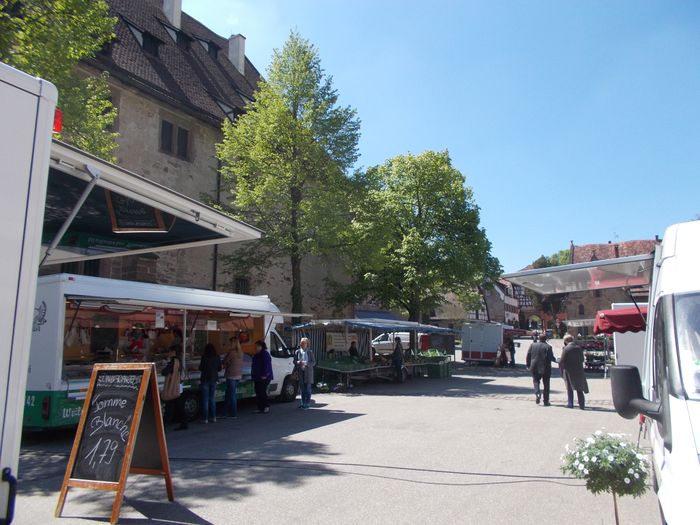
xmin=279 ymin=376 xmax=298 ymax=402
xmin=182 ymin=392 xmax=200 ymax=421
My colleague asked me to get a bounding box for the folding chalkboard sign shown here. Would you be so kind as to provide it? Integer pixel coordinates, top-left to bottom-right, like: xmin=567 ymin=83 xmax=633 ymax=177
xmin=55 ymin=363 xmax=173 ymax=524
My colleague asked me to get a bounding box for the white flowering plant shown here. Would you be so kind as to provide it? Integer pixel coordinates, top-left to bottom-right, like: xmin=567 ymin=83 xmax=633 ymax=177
xmin=561 ymin=430 xmax=649 ymax=498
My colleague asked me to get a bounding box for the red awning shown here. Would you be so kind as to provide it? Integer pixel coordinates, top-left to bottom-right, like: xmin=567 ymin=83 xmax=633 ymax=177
xmin=593 ymin=306 xmax=648 ymax=335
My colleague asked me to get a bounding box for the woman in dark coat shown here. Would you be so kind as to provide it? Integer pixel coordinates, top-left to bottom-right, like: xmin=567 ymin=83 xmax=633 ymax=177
xmin=252 ymin=340 xmax=273 ymax=413
xmin=559 ymin=335 xmax=589 ymax=409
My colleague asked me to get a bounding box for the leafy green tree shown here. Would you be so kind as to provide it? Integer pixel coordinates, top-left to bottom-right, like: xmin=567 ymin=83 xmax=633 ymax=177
xmin=335 ymin=150 xmax=500 ymax=322
xmin=0 ymin=0 xmax=118 ymax=159
xmin=217 ymin=31 xmax=360 ymax=314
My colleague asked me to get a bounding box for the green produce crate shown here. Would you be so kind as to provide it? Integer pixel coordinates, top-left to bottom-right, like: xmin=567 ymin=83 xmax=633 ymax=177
xmin=426 ymin=360 xmax=452 ymax=378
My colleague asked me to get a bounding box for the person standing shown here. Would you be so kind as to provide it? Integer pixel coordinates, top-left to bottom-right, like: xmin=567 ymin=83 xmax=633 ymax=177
xmin=392 ymin=336 xmax=405 ymax=383
xmin=559 ymin=334 xmax=589 ymax=410
xmin=222 ymin=336 xmax=244 ymax=418
xmin=252 ymin=340 xmax=273 ymax=413
xmin=295 ymin=337 xmax=316 ymax=409
xmin=162 ymin=344 xmax=188 ymax=430
xmin=508 ymin=337 xmax=516 ymax=366
xmin=199 ymin=343 xmax=221 ymax=423
xmin=526 ymin=334 xmax=557 ymax=406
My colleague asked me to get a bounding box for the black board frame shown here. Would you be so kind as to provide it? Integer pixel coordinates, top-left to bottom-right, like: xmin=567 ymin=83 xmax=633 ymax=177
xmin=55 ymin=363 xmax=174 ymax=524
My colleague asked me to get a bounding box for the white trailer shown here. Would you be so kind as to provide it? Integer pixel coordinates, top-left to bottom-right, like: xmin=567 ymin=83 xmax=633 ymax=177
xmin=0 ymin=62 xmax=57 ymax=523
xmin=461 ymin=322 xmax=503 ymax=363
xmin=1 ymin=57 xmax=267 ymax=522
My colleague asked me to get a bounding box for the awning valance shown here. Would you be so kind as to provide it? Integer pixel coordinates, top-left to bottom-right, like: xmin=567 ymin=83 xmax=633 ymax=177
xmin=593 ymin=306 xmax=648 ymax=335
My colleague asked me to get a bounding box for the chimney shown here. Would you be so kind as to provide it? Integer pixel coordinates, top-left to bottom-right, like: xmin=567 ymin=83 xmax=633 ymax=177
xmin=162 ymin=0 xmax=182 ymax=29
xmin=228 ymin=34 xmax=246 ymax=75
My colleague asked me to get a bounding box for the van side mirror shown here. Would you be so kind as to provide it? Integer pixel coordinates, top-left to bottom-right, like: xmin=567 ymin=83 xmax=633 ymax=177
xmin=611 ymin=366 xmax=662 ymax=422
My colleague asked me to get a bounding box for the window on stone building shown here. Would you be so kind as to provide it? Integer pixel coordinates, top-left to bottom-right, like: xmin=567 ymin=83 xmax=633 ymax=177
xmin=234 ymin=277 xmax=250 ymax=295
xmin=160 ymin=119 xmax=190 ymax=160
xmin=142 ymin=32 xmax=161 ymax=55
xmin=578 ymin=304 xmax=585 ymax=316
xmin=126 ymin=21 xmax=161 ymax=56
xmin=594 ymin=289 xmax=602 ymax=297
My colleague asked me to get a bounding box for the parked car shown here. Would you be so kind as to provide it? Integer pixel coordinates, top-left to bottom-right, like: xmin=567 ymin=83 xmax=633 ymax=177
xmin=371 ymin=332 xmax=423 ymax=355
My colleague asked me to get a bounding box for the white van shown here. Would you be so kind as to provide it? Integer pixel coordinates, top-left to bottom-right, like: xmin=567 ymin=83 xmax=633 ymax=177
xmin=505 ymin=220 xmax=700 ymax=524
xmin=25 ymin=274 xmax=299 ymax=428
xmin=610 ymin=222 xmax=700 ymax=525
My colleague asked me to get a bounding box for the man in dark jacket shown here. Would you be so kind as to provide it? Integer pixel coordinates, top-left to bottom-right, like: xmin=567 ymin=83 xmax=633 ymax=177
xmin=252 ymin=340 xmax=273 ymax=413
xmin=559 ymin=334 xmax=589 ymax=409
xmin=526 ymin=334 xmax=557 ymax=406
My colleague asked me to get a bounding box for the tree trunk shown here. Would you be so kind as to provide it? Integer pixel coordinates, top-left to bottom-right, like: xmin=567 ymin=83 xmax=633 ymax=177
xmin=291 ymin=251 xmax=303 ymax=318
xmin=612 ymin=492 xmax=620 ymax=525
xmin=289 ymin=181 xmax=303 ymax=319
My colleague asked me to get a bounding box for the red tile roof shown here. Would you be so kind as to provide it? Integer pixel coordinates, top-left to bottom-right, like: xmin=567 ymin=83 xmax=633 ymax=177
xmin=571 ymin=240 xmax=656 ymax=263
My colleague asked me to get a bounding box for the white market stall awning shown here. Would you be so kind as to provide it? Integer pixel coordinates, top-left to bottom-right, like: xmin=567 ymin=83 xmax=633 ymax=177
xmin=42 ymin=140 xmax=262 ymax=265
xmin=502 ymin=254 xmax=654 ymax=296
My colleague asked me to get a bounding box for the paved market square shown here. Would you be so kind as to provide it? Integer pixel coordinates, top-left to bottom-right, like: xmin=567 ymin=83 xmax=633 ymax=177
xmin=16 ymin=340 xmax=660 ymax=525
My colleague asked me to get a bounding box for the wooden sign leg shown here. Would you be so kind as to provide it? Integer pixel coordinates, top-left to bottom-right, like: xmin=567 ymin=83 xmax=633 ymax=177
xmin=110 ymin=487 xmax=126 ymax=525
xmin=150 ymin=365 xmax=175 ymax=502
xmin=54 ymin=485 xmax=69 ymax=517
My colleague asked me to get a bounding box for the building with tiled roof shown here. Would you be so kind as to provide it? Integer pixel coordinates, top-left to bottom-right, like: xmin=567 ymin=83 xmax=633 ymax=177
xmin=41 ymin=0 xmax=352 ymax=318
xmin=570 ymin=240 xmax=656 ymax=264
xmin=91 ymin=0 xmax=260 ymax=126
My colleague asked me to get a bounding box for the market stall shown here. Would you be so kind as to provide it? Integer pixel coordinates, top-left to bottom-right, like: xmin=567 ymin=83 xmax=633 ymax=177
xmin=292 ymin=319 xmax=457 ymax=385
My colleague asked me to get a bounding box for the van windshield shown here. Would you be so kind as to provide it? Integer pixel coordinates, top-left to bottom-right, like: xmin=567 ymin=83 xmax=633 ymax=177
xmin=674 ymin=293 xmax=700 ymax=401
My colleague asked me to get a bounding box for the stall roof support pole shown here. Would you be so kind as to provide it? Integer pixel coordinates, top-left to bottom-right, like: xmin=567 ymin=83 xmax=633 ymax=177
xmin=625 ymin=288 xmax=648 ymax=330
xmin=369 ymin=329 xmax=373 ymax=361
xmin=182 ymin=310 xmax=188 ymax=375
xmin=40 ymin=165 xmax=101 ymax=266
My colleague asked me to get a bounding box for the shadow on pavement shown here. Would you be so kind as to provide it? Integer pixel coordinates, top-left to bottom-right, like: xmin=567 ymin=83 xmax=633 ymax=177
xmin=60 ymin=498 xmax=215 ymax=525
xmin=18 ymin=401 xmax=363 ymax=503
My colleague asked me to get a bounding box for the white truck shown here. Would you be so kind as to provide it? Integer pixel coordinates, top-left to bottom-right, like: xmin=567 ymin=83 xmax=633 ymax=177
xmin=25 ymin=274 xmax=299 ymax=428
xmin=0 ymin=61 xmax=57 ymax=523
xmin=505 ymin=221 xmax=700 ymax=524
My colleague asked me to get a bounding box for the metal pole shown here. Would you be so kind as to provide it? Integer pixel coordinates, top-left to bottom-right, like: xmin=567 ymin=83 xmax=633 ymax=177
xmin=40 ymin=165 xmax=101 ymax=266
xmin=369 ymin=329 xmax=373 ymax=361
xmin=182 ymin=310 xmax=188 ymax=378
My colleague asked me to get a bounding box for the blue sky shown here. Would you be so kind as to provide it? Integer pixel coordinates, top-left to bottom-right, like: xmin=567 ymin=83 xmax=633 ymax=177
xmin=182 ymin=0 xmax=700 ymax=272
